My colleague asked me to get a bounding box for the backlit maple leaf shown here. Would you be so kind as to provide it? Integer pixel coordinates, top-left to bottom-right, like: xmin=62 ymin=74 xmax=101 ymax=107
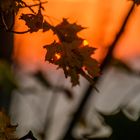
xmin=44 ymin=40 xmax=100 ymax=86
xmin=44 ymin=19 xmax=100 ymax=86
xmin=20 ymin=9 xmax=50 ymax=33
xmin=54 ymin=18 xmax=85 ymax=42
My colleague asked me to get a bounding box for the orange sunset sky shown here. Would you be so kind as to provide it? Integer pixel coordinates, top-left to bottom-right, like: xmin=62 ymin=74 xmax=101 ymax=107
xmin=13 ymin=0 xmax=140 ymax=71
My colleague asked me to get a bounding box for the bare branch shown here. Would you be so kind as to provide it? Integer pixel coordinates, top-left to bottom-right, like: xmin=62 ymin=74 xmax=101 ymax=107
xmin=21 ymin=1 xmax=36 ymax=14
xmin=21 ymin=1 xmax=48 ymax=12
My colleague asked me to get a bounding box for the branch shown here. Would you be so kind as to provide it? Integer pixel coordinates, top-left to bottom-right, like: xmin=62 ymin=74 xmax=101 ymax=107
xmin=21 ymin=1 xmax=48 ymax=10
xmin=21 ymin=1 xmax=36 ymax=14
xmin=0 ymin=11 xmax=31 ymax=34
xmin=61 ymin=3 xmax=135 ymax=140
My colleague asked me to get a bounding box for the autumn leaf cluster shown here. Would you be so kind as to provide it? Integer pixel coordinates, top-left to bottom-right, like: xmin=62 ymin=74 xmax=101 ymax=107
xmin=0 ymin=0 xmax=100 ymax=86
xmin=44 ymin=18 xmax=100 ymax=86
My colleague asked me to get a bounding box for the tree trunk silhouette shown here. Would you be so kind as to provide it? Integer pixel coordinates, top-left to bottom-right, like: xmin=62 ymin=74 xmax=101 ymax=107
xmin=0 ymin=12 xmax=14 ymax=112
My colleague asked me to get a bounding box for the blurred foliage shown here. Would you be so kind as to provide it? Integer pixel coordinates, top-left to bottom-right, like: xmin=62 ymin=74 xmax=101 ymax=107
xmin=0 ymin=60 xmax=17 ymax=93
xmin=0 ymin=109 xmax=17 ymax=140
xmin=131 ymin=0 xmax=140 ymax=5
xmin=0 ymin=110 xmax=37 ymax=140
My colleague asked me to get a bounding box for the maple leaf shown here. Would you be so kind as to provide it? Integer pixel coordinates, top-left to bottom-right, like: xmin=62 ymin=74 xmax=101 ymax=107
xmin=67 ymin=68 xmax=80 ymax=86
xmin=0 ymin=110 xmax=17 ymax=140
xmin=44 ymin=18 xmax=100 ymax=86
xmin=54 ymin=18 xmax=85 ymax=42
xmin=20 ymin=9 xmax=50 ymax=33
xmin=78 ymin=46 xmax=99 ymax=77
xmin=44 ymin=40 xmax=100 ymax=86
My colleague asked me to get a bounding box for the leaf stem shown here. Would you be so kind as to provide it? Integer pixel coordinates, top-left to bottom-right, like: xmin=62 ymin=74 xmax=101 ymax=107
xmin=79 ymin=68 xmax=99 ymax=92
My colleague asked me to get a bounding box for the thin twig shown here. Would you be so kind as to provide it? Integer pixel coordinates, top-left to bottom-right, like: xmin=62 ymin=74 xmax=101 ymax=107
xmin=79 ymin=68 xmax=99 ymax=92
xmin=21 ymin=1 xmax=47 ymax=10
xmin=0 ymin=10 xmax=30 ymax=34
xmin=21 ymin=1 xmax=36 ymax=14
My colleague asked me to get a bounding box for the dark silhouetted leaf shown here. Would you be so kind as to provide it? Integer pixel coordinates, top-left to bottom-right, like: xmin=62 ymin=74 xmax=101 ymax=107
xmin=54 ymin=18 xmax=85 ymax=42
xmin=44 ymin=39 xmax=99 ymax=86
xmin=20 ymin=8 xmax=50 ymax=33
